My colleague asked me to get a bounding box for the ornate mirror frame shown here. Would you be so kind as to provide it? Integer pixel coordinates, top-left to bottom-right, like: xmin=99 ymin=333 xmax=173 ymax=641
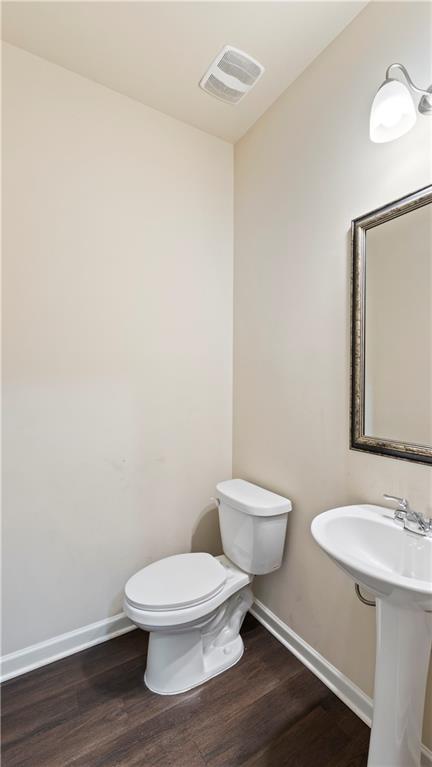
xmin=351 ymin=184 xmax=432 ymax=465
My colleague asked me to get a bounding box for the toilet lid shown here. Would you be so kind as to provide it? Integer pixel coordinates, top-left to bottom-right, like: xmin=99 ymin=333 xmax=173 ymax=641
xmin=125 ymin=553 xmax=227 ymax=611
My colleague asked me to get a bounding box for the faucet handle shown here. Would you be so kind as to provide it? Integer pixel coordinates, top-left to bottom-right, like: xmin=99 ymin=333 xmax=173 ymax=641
xmin=383 ymin=495 xmax=432 ymax=536
xmin=383 ymin=494 xmax=410 ymax=516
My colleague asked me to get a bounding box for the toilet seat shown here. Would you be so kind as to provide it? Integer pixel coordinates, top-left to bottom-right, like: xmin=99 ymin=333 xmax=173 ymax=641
xmin=125 ymin=552 xmax=227 ymax=611
xmin=124 ymin=554 xmax=252 ymax=631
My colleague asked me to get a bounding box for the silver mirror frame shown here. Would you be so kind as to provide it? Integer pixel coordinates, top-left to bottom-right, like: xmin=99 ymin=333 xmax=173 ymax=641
xmin=351 ymin=184 xmax=432 ymax=465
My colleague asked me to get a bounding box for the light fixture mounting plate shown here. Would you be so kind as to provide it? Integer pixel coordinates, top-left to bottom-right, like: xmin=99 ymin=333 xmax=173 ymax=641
xmin=419 ymin=86 xmax=432 ymax=115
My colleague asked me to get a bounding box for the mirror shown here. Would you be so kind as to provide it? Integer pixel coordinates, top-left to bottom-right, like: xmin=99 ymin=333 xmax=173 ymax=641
xmin=351 ymin=185 xmax=432 ymax=464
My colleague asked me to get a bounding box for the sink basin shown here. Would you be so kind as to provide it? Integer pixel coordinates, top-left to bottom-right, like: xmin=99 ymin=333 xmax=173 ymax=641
xmin=311 ymin=504 xmax=432 ymax=611
xmin=311 ymin=503 xmax=432 ymax=767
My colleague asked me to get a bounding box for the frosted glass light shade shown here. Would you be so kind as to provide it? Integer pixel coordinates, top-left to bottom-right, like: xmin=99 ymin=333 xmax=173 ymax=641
xmin=370 ymin=79 xmax=417 ymax=143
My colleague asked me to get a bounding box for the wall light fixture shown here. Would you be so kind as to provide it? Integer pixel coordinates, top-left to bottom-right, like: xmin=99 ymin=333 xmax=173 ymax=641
xmin=370 ymin=63 xmax=432 ymax=143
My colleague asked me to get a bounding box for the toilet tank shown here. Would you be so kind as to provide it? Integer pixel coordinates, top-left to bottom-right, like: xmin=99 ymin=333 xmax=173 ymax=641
xmin=216 ymin=479 xmax=292 ymax=575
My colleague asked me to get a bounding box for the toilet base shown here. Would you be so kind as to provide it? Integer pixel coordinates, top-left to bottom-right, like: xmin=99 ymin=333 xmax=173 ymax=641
xmin=143 ymin=585 xmax=253 ymax=695
xmin=144 ymin=634 xmax=244 ymax=695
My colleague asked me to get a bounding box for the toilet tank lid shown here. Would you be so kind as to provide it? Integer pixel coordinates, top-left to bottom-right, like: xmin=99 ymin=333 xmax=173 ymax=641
xmin=216 ymin=479 xmax=292 ymax=517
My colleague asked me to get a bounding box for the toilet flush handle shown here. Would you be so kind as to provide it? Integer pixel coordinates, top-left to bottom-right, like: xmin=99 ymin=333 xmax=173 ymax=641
xmin=210 ymin=497 xmax=220 ymax=508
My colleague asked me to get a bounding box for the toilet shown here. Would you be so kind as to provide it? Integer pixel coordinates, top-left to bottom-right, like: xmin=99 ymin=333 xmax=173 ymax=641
xmin=124 ymin=479 xmax=292 ymax=695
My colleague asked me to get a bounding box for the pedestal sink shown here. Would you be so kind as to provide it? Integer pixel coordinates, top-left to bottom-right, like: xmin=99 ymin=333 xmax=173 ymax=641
xmin=311 ymin=504 xmax=432 ymax=767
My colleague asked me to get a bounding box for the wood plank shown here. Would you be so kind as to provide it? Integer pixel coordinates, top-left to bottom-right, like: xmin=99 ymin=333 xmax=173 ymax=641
xmin=1 ymin=615 xmax=370 ymax=767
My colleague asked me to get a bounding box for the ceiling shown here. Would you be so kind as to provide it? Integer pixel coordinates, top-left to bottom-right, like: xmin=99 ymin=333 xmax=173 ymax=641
xmin=2 ymin=1 xmax=367 ymax=143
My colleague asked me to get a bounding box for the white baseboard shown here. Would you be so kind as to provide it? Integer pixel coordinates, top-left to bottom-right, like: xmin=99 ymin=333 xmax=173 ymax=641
xmin=1 ymin=612 xmax=136 ymax=683
xmin=250 ymin=599 xmax=432 ymax=767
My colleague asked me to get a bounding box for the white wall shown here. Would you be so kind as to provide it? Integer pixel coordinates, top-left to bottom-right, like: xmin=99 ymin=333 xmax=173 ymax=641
xmin=2 ymin=43 xmax=233 ymax=655
xmin=234 ymin=1 xmax=432 ymax=748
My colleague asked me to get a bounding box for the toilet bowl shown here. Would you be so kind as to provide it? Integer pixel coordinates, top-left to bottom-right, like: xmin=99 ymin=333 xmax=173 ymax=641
xmin=124 ymin=479 xmax=292 ymax=694
xmin=125 ymin=554 xmax=253 ymax=694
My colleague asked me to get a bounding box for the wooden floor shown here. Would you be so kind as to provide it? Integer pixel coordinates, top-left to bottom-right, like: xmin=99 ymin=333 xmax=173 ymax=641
xmin=1 ymin=615 xmax=370 ymax=767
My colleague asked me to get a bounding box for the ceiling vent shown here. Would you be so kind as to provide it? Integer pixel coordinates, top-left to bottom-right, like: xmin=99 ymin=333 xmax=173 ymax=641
xmin=199 ymin=45 xmax=264 ymax=105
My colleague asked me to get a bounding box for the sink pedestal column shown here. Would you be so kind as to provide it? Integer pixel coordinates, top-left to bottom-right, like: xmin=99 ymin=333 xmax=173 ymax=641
xmin=368 ymin=599 xmax=432 ymax=767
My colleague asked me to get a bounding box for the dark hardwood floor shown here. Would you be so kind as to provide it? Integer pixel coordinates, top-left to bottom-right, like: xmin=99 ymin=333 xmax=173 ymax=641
xmin=1 ymin=615 xmax=370 ymax=767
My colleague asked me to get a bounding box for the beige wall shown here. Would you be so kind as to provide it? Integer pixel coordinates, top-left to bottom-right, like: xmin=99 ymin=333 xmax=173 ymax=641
xmin=2 ymin=43 xmax=233 ymax=654
xmin=234 ymin=0 xmax=432 ymax=748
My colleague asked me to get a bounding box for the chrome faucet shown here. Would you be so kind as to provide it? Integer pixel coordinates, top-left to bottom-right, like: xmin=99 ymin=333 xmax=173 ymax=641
xmin=383 ymin=494 xmax=432 ymax=537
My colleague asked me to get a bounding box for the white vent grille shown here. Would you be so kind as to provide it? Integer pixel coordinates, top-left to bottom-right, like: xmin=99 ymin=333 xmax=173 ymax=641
xmin=199 ymin=45 xmax=264 ymax=105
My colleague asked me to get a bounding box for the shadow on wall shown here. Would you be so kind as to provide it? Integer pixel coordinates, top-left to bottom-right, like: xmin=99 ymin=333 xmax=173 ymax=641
xmin=191 ymin=502 xmax=223 ymax=556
